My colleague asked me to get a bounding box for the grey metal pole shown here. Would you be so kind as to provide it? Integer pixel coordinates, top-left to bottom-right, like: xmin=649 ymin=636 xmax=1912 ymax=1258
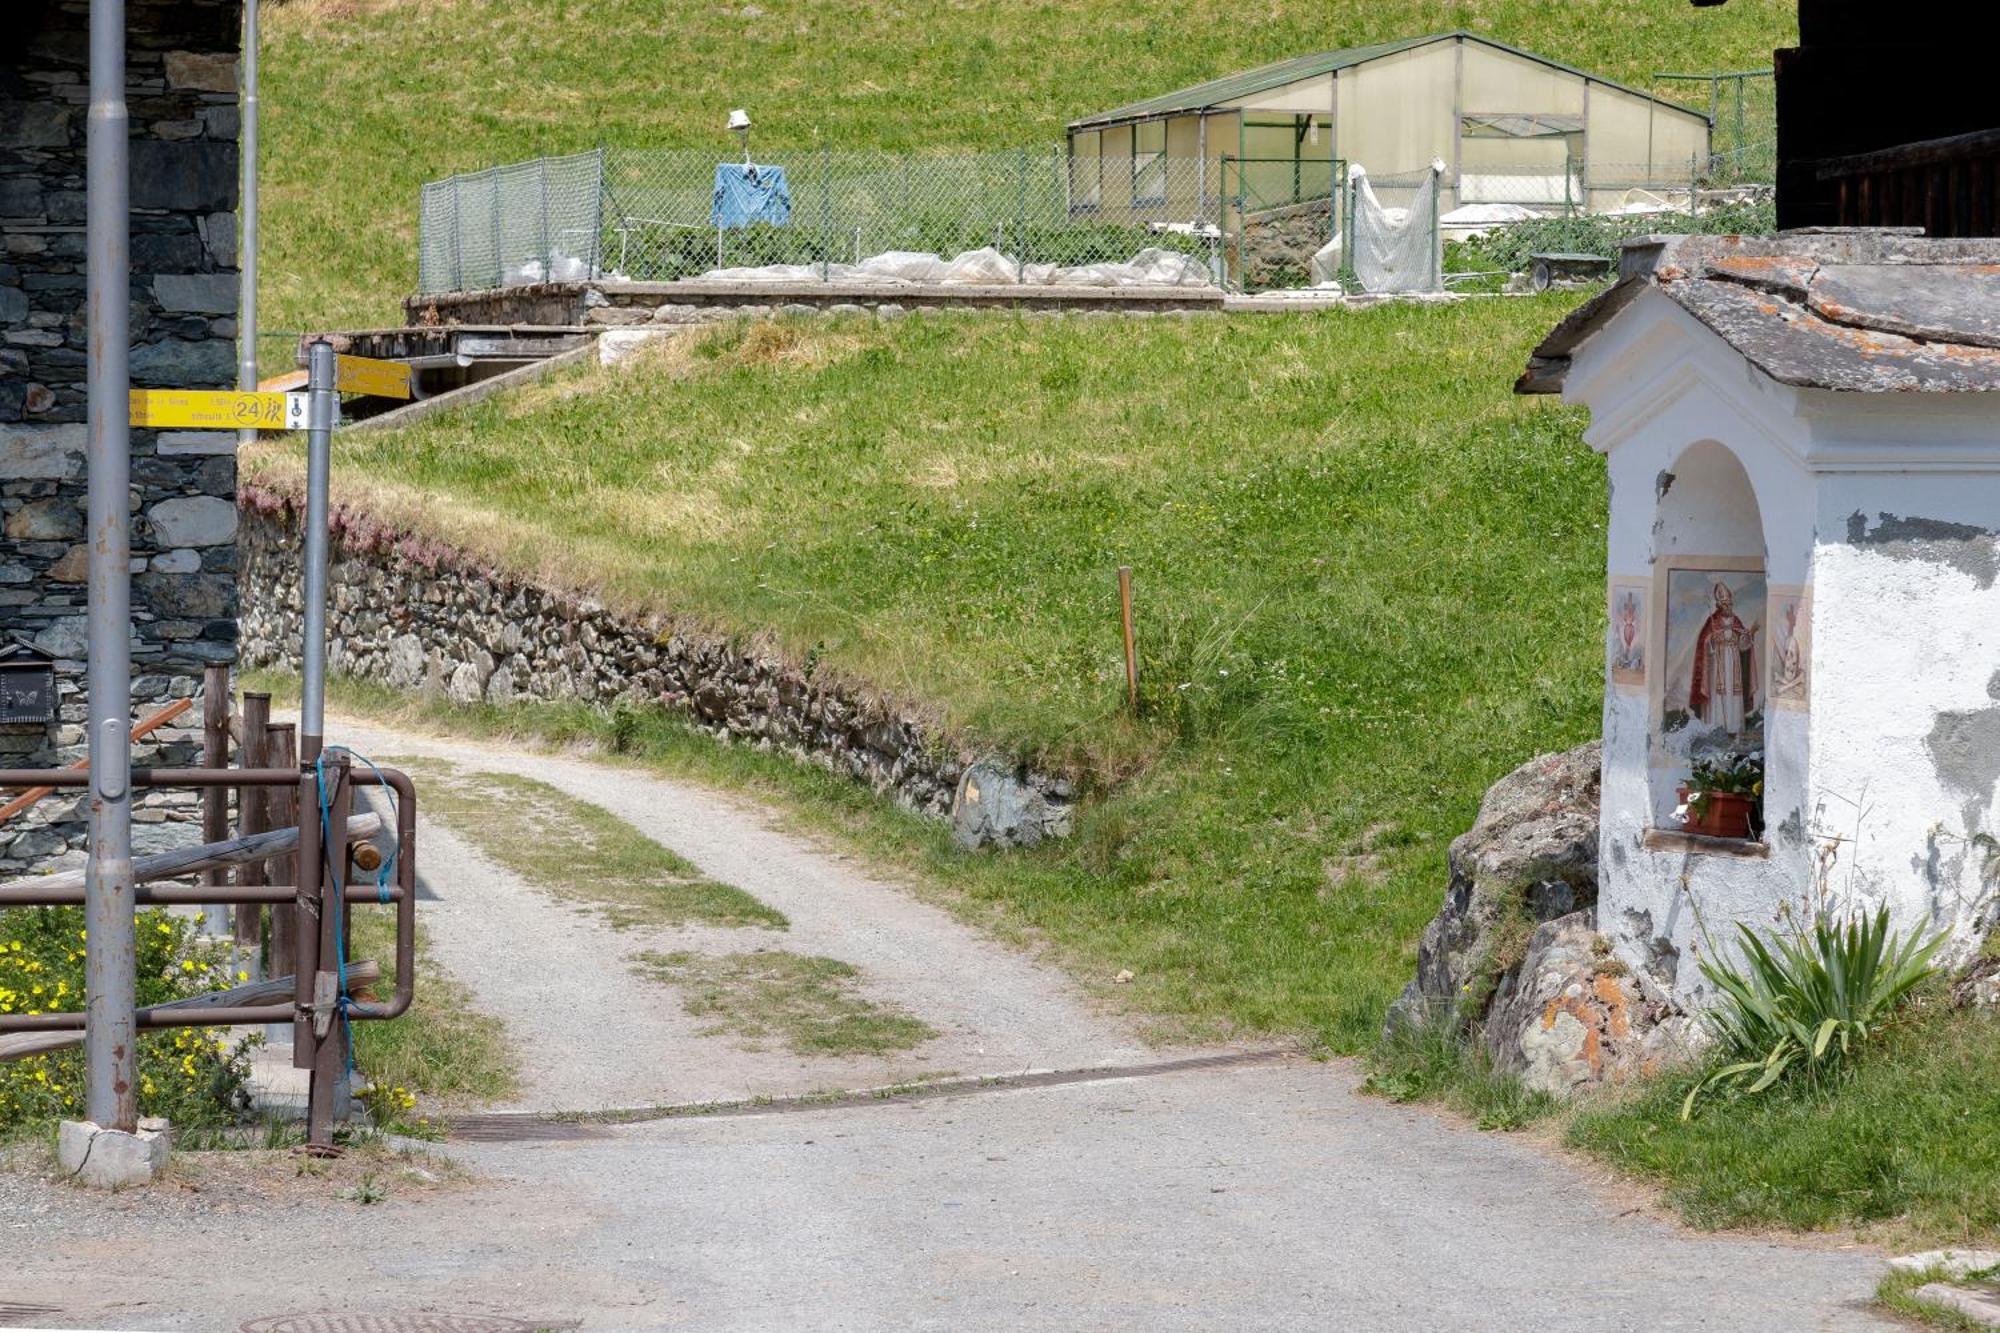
xmin=299 ymin=339 xmax=335 ymax=762
xmin=84 ymin=0 xmax=137 ymax=1135
xmin=236 ymin=0 xmax=258 ymax=450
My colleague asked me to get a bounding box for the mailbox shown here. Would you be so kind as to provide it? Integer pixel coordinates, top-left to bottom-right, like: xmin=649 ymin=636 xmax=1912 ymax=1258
xmin=0 ymin=639 xmax=56 ymax=726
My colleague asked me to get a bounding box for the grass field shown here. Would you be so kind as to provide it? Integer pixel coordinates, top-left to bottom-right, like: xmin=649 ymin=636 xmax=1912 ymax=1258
xmin=248 ymin=298 xmax=1605 ymax=1050
xmin=260 ymin=0 xmax=1794 ymax=333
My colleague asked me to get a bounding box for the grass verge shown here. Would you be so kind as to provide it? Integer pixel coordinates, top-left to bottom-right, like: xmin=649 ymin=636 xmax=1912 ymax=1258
xmin=634 ymin=949 xmax=938 ymax=1057
xmin=388 ymin=756 xmax=787 ymax=931
xmin=1567 ymin=1002 xmax=2000 ymax=1249
xmin=1877 ymin=1262 xmax=2000 ymax=1331
xmin=1363 ymin=1000 xmax=2000 ymax=1256
xmin=349 ymin=906 xmax=519 ymax=1112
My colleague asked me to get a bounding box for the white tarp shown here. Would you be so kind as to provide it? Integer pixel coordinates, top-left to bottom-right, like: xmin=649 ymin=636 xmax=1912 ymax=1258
xmin=1349 ymin=164 xmax=1443 ymax=295
xmin=688 ymin=245 xmax=1214 ymax=288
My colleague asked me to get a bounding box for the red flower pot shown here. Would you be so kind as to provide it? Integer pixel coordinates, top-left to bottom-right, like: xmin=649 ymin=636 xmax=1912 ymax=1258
xmin=1676 ymin=786 xmax=1756 ymax=840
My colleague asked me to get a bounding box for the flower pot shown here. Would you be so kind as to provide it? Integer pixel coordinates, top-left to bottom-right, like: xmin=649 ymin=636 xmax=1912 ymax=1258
xmin=1676 ymin=786 xmax=1756 ymax=840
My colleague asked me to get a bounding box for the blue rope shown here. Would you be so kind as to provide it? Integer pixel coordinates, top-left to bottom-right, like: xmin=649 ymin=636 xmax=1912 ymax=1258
xmin=312 ymin=745 xmax=399 ymax=1083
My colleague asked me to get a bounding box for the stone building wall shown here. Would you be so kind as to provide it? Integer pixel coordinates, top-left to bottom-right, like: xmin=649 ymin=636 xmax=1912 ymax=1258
xmin=1 ymin=0 xmax=243 ymax=873
xmin=237 ymin=488 xmax=1074 ymax=830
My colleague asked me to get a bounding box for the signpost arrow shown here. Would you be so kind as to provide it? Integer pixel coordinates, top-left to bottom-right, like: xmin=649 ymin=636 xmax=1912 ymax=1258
xmin=129 ymin=388 xmax=310 ymax=431
xmin=332 ymin=353 xmax=414 ymax=400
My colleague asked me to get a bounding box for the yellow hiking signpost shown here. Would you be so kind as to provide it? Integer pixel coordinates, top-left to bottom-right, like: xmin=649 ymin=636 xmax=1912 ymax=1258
xmin=128 ymin=355 xmax=413 ymax=432
xmin=333 ymin=352 xmax=414 ymax=400
xmin=128 ymin=388 xmax=304 ymax=431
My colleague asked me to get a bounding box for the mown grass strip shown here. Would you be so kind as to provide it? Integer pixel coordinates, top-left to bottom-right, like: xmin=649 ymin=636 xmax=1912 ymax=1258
xmin=390 ymin=757 xmax=787 ymax=931
xmin=633 ymin=949 xmax=938 ymax=1057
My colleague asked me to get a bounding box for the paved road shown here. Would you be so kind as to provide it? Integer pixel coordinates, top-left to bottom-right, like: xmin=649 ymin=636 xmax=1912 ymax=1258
xmin=8 ymin=1057 xmax=1887 ymax=1331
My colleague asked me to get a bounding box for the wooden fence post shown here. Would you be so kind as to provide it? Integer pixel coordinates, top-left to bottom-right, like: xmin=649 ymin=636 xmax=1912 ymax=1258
xmin=200 ymin=663 xmax=232 ymax=938
xmin=236 ymin=691 xmax=272 ymax=970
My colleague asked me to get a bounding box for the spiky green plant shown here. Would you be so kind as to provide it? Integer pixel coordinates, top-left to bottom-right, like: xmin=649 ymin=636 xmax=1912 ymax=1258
xmin=1683 ymin=905 xmax=1943 ymax=1119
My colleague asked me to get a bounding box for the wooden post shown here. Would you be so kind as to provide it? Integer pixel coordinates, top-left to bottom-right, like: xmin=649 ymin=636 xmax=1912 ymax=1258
xmin=200 ymin=663 xmax=232 ymax=938
xmin=1118 ymin=566 xmax=1139 ymax=714
xmin=236 ymin=692 xmax=272 ymax=967
xmin=268 ymin=723 xmax=299 ymax=989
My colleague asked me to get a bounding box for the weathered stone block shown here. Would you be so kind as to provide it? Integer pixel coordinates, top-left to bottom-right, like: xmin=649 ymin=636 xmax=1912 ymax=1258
xmin=0 ymin=423 xmax=85 ymax=480
xmin=162 ymin=50 xmax=237 ymax=92
xmin=147 ymin=495 xmax=236 ymax=546
xmin=130 ymin=337 xmax=235 ymax=387
xmin=5 ymin=497 xmax=82 ymax=540
xmin=130 ymin=140 xmax=236 ymax=212
xmin=157 ymin=431 xmax=235 ymax=456
xmin=0 ymin=177 xmax=43 ymax=219
xmin=57 ymin=1118 xmax=171 ymax=1189
xmin=153 ymin=273 xmax=237 ymax=314
xmin=0 ymin=101 xmax=71 ymax=148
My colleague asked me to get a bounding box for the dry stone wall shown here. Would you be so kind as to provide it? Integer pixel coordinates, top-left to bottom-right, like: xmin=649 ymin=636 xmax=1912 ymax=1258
xmin=238 ymin=488 xmax=1074 ymax=832
xmin=1 ymin=0 xmax=243 ymax=874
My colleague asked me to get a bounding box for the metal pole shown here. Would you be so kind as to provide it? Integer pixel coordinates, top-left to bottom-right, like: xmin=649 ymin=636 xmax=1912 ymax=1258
xmin=305 ymin=751 xmax=350 ymax=1150
xmin=1016 ymin=146 xmax=1028 ymax=283
xmin=236 ymin=0 xmax=258 ymax=449
xmin=300 ymin=340 xmax=335 ymax=762
xmin=84 ymin=0 xmax=137 ymax=1135
xmin=820 ymin=143 xmax=831 ymax=282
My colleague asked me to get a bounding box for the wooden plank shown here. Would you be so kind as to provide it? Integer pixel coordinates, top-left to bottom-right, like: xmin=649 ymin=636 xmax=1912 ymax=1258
xmin=0 ymin=813 xmax=383 ymax=896
xmin=0 ymin=961 xmax=381 ymax=1063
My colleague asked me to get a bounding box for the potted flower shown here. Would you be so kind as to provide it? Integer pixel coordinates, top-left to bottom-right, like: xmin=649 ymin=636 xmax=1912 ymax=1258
xmin=1675 ymin=752 xmax=1763 ymax=840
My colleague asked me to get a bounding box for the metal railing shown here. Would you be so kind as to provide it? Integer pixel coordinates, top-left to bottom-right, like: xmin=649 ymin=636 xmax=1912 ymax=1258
xmin=0 ymin=676 xmax=420 ymax=1154
xmin=417 ymin=148 xmax=1774 ymax=295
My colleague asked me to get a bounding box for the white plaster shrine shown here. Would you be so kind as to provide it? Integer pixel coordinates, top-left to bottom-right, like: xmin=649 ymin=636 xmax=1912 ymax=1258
xmin=1520 ymin=230 xmax=2000 ymax=1007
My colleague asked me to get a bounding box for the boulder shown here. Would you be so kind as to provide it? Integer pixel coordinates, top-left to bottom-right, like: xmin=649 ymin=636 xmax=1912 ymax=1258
xmin=952 ymin=758 xmax=1071 ymax=851
xmin=1483 ymin=910 xmax=1702 ymax=1098
xmin=1385 ymin=740 xmax=1602 ymax=1033
xmin=1385 ymin=739 xmax=1701 ymax=1097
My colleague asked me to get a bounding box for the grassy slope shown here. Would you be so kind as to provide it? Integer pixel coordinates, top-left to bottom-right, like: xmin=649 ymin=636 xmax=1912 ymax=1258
xmin=248 ymin=299 xmax=1604 ymax=1049
xmin=261 ymin=0 xmax=1793 ymax=333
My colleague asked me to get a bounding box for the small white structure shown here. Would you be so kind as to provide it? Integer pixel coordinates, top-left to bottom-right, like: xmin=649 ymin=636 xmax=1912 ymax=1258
xmin=1520 ymin=230 xmax=2000 ymax=1006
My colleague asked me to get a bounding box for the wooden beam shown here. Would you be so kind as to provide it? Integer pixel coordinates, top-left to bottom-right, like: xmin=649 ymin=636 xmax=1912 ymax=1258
xmin=0 ymin=813 xmax=383 ymax=896
xmin=0 ymin=961 xmax=382 ymax=1063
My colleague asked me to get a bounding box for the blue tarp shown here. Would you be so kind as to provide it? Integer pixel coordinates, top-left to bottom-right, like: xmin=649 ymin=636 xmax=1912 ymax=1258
xmin=711 ymin=163 xmax=792 ymax=229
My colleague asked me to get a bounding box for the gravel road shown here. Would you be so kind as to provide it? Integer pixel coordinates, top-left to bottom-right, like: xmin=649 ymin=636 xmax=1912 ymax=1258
xmin=333 ymin=715 xmax=1166 ymax=1113
xmin=4 ymin=1056 xmax=1889 ymax=1330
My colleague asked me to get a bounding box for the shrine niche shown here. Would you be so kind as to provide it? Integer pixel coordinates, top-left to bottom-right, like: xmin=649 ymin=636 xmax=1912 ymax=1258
xmin=1518 ymin=230 xmax=2000 ymax=1010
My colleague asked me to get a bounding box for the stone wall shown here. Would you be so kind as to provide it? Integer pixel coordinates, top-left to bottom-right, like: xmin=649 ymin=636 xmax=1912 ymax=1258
xmin=1242 ymin=199 xmax=1334 ymax=291
xmin=1 ymin=0 xmax=243 ymax=873
xmin=405 ymin=279 xmax=1225 ymax=329
xmin=237 ymin=488 xmax=1074 ymax=831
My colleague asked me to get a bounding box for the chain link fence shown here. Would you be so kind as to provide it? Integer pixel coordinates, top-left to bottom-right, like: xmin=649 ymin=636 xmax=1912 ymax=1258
xmin=416 ymin=147 xmax=1771 ymax=296
xmin=1657 ymin=69 xmax=1777 ymax=186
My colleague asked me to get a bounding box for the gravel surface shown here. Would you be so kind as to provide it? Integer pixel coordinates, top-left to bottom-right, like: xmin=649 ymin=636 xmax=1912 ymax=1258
xmin=332 ymin=715 xmax=1163 ymax=1113
xmin=3 ymin=1057 xmax=1890 ymax=1330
